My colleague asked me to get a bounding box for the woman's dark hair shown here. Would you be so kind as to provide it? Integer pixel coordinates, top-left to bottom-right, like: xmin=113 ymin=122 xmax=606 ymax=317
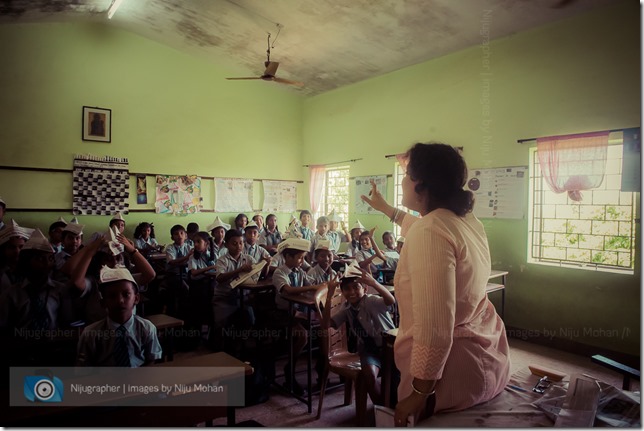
xmin=405 ymin=142 xmax=474 ymax=216
xmin=134 ymin=222 xmax=155 ymax=239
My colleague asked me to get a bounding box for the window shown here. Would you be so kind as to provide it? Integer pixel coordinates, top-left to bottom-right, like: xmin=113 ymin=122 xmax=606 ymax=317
xmin=392 ymin=162 xmax=418 ymax=239
xmin=316 ymin=166 xmax=350 ymax=224
xmin=528 ymin=142 xmax=637 ymax=274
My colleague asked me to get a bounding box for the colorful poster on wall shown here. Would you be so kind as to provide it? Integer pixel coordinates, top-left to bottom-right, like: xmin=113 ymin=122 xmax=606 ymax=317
xmin=354 ymin=175 xmax=387 ymax=214
xmin=214 ymin=178 xmax=253 ymax=213
xmin=262 ymin=180 xmax=297 ymax=213
xmin=155 ymin=175 xmax=202 ymax=215
xmin=72 ymin=154 xmax=129 ymax=215
xmin=136 ymin=174 xmax=147 ymax=204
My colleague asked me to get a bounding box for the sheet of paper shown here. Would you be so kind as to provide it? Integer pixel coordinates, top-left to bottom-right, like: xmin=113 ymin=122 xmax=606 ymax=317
xmin=230 ymin=261 xmax=267 ymax=289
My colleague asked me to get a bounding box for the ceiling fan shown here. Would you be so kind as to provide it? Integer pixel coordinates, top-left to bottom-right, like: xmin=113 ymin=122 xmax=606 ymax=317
xmin=226 ymin=33 xmax=304 ymax=87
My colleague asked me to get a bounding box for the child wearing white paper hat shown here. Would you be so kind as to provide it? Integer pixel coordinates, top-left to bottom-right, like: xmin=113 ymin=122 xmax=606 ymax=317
xmin=206 ymin=216 xmax=230 ymax=258
xmin=0 ymin=229 xmax=73 ymax=332
xmin=76 ymin=266 xmax=161 ymax=367
xmin=346 ymin=220 xmax=366 ymax=257
xmin=326 ymin=210 xmax=350 ymax=254
xmin=306 ymin=240 xmax=337 ymax=284
xmin=109 ymin=211 xmax=126 ymax=234
xmin=0 ymin=220 xmax=35 ymax=295
xmin=54 ymin=222 xmax=84 ymax=271
xmin=321 ymin=261 xmax=396 ymax=406
xmin=298 ymin=210 xmax=314 ymax=241
xmin=271 ymin=237 xmax=329 ymax=395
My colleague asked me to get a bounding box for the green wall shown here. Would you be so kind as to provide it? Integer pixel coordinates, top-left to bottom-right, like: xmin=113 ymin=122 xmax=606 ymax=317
xmin=302 ymin=1 xmax=640 ymax=355
xmin=0 ymin=1 xmax=640 ymax=355
xmin=0 ymin=21 xmax=305 ymax=241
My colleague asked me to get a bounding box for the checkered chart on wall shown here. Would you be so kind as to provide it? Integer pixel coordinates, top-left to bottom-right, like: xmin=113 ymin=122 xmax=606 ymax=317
xmin=72 ymin=155 xmax=129 ymax=215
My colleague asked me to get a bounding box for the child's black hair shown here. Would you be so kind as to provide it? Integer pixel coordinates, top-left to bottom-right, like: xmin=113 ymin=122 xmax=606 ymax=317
xmin=359 ymin=231 xmax=371 ymax=239
xmin=170 ymin=224 xmax=186 ymax=236
xmin=48 ymin=221 xmax=67 ymax=234
xmin=234 ymin=213 xmax=248 ymax=227
xmin=134 ymin=222 xmax=155 ymax=239
xmin=299 ymin=210 xmax=312 ymax=219
xmin=382 ymin=231 xmax=394 ymax=241
xmin=282 ymin=248 xmax=307 ymax=258
xmin=187 ymin=222 xmax=200 ymax=235
xmin=224 ymin=228 xmax=243 ymax=243
xmin=193 ymin=231 xmax=215 ymax=260
xmin=340 ymin=277 xmax=361 ymax=290
xmin=266 ymin=214 xmax=280 ymax=232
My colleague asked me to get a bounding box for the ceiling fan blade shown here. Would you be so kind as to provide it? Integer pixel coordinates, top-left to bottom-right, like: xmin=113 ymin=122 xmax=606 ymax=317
xmin=226 ymin=77 xmax=262 ymax=80
xmin=273 ymin=76 xmax=304 ymax=86
xmin=264 ymin=61 xmax=279 ymax=76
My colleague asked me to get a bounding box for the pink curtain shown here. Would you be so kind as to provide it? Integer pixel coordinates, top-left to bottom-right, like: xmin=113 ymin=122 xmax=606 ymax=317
xmin=308 ymin=165 xmax=326 ymax=214
xmin=537 ymin=131 xmax=609 ymax=201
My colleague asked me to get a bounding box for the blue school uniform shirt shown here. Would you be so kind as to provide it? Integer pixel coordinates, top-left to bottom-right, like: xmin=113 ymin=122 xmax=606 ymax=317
xmin=273 ymin=264 xmax=314 ymax=311
xmin=213 ymin=252 xmax=256 ymax=327
xmin=188 ymin=252 xmax=216 ymax=281
xmin=77 ymin=315 xmax=162 ymax=367
xmin=165 ymin=242 xmax=193 ymax=275
xmin=299 ymin=226 xmax=313 ymax=241
xmin=259 ymin=229 xmax=282 ymax=247
xmin=327 ymin=231 xmax=341 ymax=253
xmin=330 ymin=294 xmax=395 ymax=352
xmin=307 ymin=265 xmax=337 ymax=284
xmin=244 ymin=242 xmax=270 ymax=263
xmin=135 ymin=237 xmax=159 ymax=250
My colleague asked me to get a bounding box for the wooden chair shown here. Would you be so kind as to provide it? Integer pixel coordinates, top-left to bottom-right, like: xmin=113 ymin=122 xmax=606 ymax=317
xmin=314 ymin=288 xmax=368 ymax=425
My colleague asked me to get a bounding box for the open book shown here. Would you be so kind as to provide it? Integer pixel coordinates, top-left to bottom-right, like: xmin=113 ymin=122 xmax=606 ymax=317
xmin=230 ymin=261 xmax=267 ymax=289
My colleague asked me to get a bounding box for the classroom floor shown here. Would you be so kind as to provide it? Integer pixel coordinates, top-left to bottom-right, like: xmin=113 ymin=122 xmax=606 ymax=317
xmin=177 ymin=337 xmax=640 ymax=427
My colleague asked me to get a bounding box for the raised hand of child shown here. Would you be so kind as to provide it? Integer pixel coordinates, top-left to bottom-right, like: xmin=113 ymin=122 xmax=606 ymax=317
xmin=116 ymin=233 xmax=136 ymax=254
xmin=360 ymin=179 xmax=388 ymax=213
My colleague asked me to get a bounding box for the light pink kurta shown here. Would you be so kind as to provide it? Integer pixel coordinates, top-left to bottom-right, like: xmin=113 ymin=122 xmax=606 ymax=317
xmin=394 ymin=209 xmax=510 ymax=413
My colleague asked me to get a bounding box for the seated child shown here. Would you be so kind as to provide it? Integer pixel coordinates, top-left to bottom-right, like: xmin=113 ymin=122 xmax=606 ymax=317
xmin=48 ymin=218 xmax=67 ymax=253
xmin=346 ymin=220 xmax=366 ymax=258
xmin=310 ymin=216 xmax=330 ymax=256
xmin=259 ymin=214 xmax=282 ymax=255
xmin=382 ymin=231 xmax=398 ymax=254
xmin=0 ymin=220 xmax=34 ymax=294
xmin=243 ymin=221 xmax=271 ymax=278
xmin=213 ymin=229 xmax=257 ymax=337
xmin=252 ymin=214 xmax=265 ymax=236
xmin=272 ymin=238 xmax=329 ymax=395
xmin=77 ymin=266 xmax=161 ymax=367
xmin=206 ymin=216 xmax=230 ymax=258
xmin=67 ymin=231 xmax=156 ymax=324
xmin=54 ymin=222 xmax=84 ymax=273
xmin=322 ymin=263 xmax=396 ymax=405
xmin=381 ymin=231 xmax=400 ymax=272
xmin=355 ymin=230 xmax=391 ymax=279
xmin=307 ymin=240 xmax=337 ymax=283
xmin=134 ymin=222 xmax=159 ymax=255
xmin=299 ymin=210 xmax=314 ymax=241
xmin=234 ymin=213 xmax=249 ymax=234
xmin=186 ymin=222 xmax=200 ymax=248
xmin=162 ymin=224 xmax=193 ymax=315
xmin=187 ymin=231 xmax=218 ymax=347
xmin=327 ymin=210 xmax=350 ymax=254
xmin=0 ymin=229 xmax=72 ymax=332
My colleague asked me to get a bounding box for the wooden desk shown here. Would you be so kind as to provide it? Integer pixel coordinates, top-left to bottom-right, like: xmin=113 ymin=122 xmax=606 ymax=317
xmin=147 ymin=313 xmax=184 ymax=362
xmin=487 ymin=269 xmax=508 ymax=319
xmin=381 ymin=328 xmax=399 ymax=408
xmin=5 ymin=352 xmax=253 ymax=427
xmin=279 ymin=290 xmax=318 ymax=413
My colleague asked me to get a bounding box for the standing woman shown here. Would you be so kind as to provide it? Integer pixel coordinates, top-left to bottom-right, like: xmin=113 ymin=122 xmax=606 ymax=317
xmin=361 ymin=143 xmax=510 ymax=425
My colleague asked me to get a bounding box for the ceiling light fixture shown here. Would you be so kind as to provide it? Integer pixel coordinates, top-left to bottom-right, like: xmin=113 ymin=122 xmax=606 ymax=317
xmin=107 ymin=0 xmax=125 ymax=19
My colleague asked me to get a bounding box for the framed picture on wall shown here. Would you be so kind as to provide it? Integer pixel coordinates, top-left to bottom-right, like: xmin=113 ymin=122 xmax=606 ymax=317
xmin=82 ymin=106 xmax=111 ymax=142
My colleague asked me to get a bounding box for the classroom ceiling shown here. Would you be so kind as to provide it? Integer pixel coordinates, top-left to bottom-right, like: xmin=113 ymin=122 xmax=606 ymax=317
xmin=0 ymin=0 xmax=614 ymax=96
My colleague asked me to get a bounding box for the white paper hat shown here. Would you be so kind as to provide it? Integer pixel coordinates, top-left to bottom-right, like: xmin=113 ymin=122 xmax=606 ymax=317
xmin=327 ymin=209 xmax=342 ymax=222
xmin=63 ymin=222 xmax=84 ymax=236
xmin=288 ymin=215 xmax=299 ymax=226
xmin=110 ymin=212 xmax=126 ymax=222
xmin=244 ymin=220 xmax=259 ymax=229
xmin=314 ymin=239 xmax=332 ymax=251
xmin=70 ymin=216 xmax=79 ymax=224
xmin=342 ymin=260 xmax=363 ymax=279
xmin=283 ymin=222 xmax=303 ymax=240
xmin=351 ymin=220 xmax=366 ymax=231
xmin=0 ymin=196 xmax=5 ymax=207
xmin=0 ymin=219 xmax=35 ymax=246
xmin=22 ymin=229 xmax=55 ymax=253
xmin=99 ymin=265 xmax=138 ymax=288
xmin=397 ymin=236 xmax=405 ymax=244
xmin=206 ymin=216 xmax=231 ymax=232
xmin=277 ymin=238 xmax=311 ymax=254
xmin=56 ymin=216 xmax=67 ymax=224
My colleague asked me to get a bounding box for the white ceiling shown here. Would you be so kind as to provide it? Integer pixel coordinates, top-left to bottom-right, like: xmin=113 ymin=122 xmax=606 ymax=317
xmin=0 ymin=0 xmax=615 ymax=96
